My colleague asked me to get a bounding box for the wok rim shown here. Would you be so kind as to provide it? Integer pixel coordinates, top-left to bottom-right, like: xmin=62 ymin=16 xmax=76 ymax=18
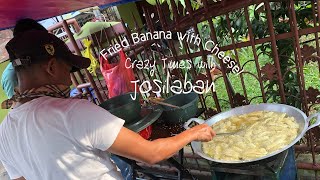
xmin=162 ymin=92 xmax=199 ymax=111
xmin=99 ymin=92 xmax=141 ymax=111
xmin=191 ymin=103 xmax=308 ymax=164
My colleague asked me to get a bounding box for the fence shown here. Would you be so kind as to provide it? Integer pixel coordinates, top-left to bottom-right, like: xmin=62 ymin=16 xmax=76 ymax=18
xmin=78 ymin=0 xmax=320 ymax=178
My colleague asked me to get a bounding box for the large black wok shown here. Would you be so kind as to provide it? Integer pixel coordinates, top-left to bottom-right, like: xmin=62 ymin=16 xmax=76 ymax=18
xmin=184 ymin=103 xmax=320 ymax=164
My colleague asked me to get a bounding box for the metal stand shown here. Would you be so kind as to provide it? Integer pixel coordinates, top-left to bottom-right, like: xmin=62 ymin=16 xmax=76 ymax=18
xmin=115 ymin=155 xmax=194 ymax=180
xmin=211 ymin=148 xmax=298 ymax=180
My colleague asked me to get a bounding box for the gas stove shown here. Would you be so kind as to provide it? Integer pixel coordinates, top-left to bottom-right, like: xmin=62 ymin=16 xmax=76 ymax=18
xmin=211 ymin=147 xmax=297 ymax=180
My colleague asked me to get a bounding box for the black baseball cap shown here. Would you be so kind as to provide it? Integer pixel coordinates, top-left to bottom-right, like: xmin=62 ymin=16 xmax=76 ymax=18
xmin=5 ymin=30 xmax=90 ymax=72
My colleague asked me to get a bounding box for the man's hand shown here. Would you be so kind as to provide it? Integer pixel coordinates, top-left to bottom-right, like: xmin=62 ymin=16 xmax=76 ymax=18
xmin=108 ymin=124 xmax=215 ymax=165
xmin=190 ymin=124 xmax=216 ymax=142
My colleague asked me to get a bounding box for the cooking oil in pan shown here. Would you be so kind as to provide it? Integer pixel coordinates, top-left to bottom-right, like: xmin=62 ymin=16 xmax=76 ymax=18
xmin=203 ymin=111 xmax=299 ymax=161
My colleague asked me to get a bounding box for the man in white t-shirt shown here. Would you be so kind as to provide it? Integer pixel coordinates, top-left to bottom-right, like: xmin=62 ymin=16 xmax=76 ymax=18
xmin=0 ymin=29 xmax=215 ymax=180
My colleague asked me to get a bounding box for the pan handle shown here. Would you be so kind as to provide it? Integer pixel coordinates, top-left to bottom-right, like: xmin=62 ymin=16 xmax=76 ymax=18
xmin=306 ymin=113 xmax=320 ymax=132
xmin=184 ymin=118 xmax=205 ymax=130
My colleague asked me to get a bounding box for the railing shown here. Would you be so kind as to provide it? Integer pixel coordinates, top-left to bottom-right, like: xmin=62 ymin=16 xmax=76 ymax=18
xmin=138 ymin=0 xmax=320 ymax=177
xmin=84 ymin=0 xmax=319 ymax=177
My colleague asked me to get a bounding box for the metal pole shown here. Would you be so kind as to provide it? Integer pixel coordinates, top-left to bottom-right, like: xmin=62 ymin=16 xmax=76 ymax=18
xmin=264 ymin=1 xmax=287 ymax=104
xmin=62 ymin=20 xmax=104 ymax=103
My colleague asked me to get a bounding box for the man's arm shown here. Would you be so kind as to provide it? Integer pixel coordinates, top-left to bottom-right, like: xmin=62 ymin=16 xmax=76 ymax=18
xmin=108 ymin=124 xmax=215 ymax=164
xmin=68 ymin=100 xmax=215 ymax=165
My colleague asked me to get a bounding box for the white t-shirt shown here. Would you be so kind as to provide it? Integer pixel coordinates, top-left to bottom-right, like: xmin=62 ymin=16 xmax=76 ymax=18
xmin=0 ymin=96 xmax=125 ymax=180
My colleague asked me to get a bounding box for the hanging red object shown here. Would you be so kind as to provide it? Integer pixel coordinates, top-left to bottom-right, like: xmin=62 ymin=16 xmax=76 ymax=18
xmin=100 ymin=49 xmax=136 ymax=98
xmin=100 ymin=49 xmax=151 ymax=139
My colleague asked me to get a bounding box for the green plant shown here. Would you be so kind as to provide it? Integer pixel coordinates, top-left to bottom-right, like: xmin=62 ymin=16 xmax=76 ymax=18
xmin=213 ymin=1 xmax=314 ymax=109
xmin=256 ymin=1 xmax=313 ymax=109
xmin=214 ymin=9 xmax=250 ymax=46
xmin=146 ymin=1 xmax=317 ymax=110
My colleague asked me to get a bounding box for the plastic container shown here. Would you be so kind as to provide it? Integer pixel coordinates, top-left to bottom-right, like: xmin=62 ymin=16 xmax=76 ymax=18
xmin=99 ymin=92 xmax=141 ymax=124
xmin=161 ymin=92 xmax=199 ymax=124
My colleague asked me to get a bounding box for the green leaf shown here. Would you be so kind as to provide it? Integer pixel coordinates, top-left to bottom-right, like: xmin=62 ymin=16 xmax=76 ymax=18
xmin=146 ymin=0 xmax=157 ymax=5
xmin=179 ymin=0 xmax=186 ymax=9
